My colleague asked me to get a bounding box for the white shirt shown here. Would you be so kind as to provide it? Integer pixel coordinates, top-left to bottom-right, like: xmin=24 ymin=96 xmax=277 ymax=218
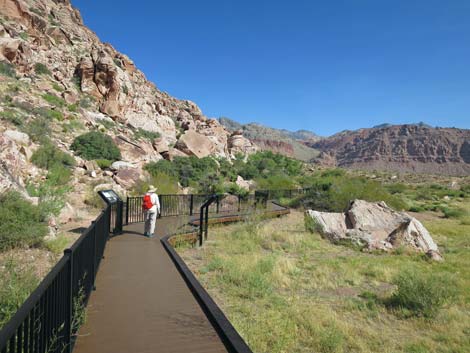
xmin=145 ymin=192 xmax=160 ymax=214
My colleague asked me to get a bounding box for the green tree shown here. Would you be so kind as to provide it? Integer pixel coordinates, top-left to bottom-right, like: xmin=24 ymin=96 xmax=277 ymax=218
xmin=71 ymin=131 xmax=121 ymax=161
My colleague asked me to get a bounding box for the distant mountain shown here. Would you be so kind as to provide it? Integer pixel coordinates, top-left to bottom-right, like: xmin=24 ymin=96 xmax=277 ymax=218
xmin=218 ymin=118 xmax=321 ymax=161
xmin=309 ymin=124 xmax=470 ymax=176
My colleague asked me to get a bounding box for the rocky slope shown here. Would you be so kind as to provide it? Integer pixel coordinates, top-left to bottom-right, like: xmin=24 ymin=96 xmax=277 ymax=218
xmin=310 ymin=124 xmax=470 ymax=176
xmin=0 ymin=0 xmax=257 ymax=195
xmin=219 ymin=117 xmax=320 ymax=161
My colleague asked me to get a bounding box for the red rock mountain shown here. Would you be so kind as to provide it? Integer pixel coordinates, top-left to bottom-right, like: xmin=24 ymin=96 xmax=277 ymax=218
xmin=310 ymin=125 xmax=470 ymax=176
xmin=0 ymin=0 xmax=257 ymax=195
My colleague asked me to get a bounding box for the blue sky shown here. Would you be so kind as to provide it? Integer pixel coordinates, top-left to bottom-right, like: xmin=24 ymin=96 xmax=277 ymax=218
xmin=73 ymin=0 xmax=470 ymax=136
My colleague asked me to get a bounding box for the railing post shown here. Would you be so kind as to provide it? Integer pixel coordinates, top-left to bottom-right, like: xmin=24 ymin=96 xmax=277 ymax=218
xmin=113 ymin=200 xmax=123 ymax=235
xmin=205 ymin=205 xmax=209 ymax=240
xmin=216 ymin=195 xmax=220 ymax=214
xmin=64 ymin=249 xmax=73 ymax=353
xmin=238 ymin=195 xmax=241 ymax=212
xmin=91 ymin=221 xmax=97 ymax=290
xmin=125 ymin=198 xmax=129 ymax=225
xmin=190 ymin=194 xmax=194 ymax=216
xmin=199 ymin=206 xmax=204 ymax=246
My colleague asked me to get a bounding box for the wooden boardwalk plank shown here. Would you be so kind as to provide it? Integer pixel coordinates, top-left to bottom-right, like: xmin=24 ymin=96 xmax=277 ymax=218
xmin=73 ymin=218 xmax=228 ymax=353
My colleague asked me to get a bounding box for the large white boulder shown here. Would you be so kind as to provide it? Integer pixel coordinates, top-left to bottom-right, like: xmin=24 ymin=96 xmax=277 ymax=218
xmin=306 ymin=200 xmax=442 ymax=260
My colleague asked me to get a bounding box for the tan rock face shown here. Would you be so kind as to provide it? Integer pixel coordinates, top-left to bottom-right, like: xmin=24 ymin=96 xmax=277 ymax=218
xmin=306 ymin=200 xmax=442 ymax=260
xmin=175 ymin=130 xmax=216 ymax=158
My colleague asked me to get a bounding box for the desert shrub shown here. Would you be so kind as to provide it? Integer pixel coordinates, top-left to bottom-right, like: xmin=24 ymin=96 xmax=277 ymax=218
xmin=386 ymin=183 xmax=407 ymax=194
xmin=0 ymin=259 xmax=39 ymax=327
xmin=145 ymin=156 xmax=221 ymax=192
xmin=68 ymin=103 xmax=78 ymax=112
xmin=71 ymin=131 xmax=121 ymax=161
xmin=34 ymin=107 xmax=63 ymax=121
xmin=442 ymin=207 xmax=465 ymax=219
xmin=34 ymin=63 xmax=51 ymax=75
xmin=79 ymin=96 xmax=95 ymax=109
xmin=301 ymin=174 xmax=406 ymax=212
xmin=256 ymin=174 xmax=297 ymax=191
xmin=42 ymin=93 xmax=65 ymax=108
xmin=0 ymin=61 xmax=15 ymax=77
xmin=95 ymin=159 xmax=112 ymax=169
xmin=132 ymin=172 xmax=179 ymax=196
xmin=0 ymin=191 xmax=48 ymax=251
xmin=224 ymin=183 xmax=249 ymax=197
xmin=304 ymin=212 xmax=322 ymax=233
xmin=133 ymin=128 xmax=160 ymax=141
xmin=31 ymin=142 xmax=75 ymax=170
xmin=408 ymin=205 xmax=424 ymax=213
xmin=0 ymin=109 xmax=23 ymax=126
xmin=52 ymin=83 xmax=64 ymax=92
xmin=23 ymin=117 xmax=51 ymax=143
xmin=27 ymin=166 xmax=72 ymax=217
xmin=388 ymin=269 xmax=456 ymax=318
xmin=237 ymin=151 xmax=303 ymax=180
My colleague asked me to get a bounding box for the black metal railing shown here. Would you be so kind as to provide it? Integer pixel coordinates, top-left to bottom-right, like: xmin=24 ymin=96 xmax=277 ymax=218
xmin=125 ymin=193 xmax=267 ymax=225
xmin=0 ymin=206 xmax=112 ymax=353
xmin=199 ymin=195 xmax=218 ymax=246
xmin=256 ymin=188 xmax=311 ymax=202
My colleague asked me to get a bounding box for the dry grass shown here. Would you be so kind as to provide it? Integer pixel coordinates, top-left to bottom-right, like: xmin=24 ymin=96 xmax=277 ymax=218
xmin=179 ymin=209 xmax=470 ymax=353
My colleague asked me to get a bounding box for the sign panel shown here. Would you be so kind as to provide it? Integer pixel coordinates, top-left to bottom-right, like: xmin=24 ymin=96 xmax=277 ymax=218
xmin=98 ymin=190 xmax=121 ymax=204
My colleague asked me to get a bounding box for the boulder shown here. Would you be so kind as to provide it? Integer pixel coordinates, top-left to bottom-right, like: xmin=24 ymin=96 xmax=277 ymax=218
xmin=83 ymin=160 xmax=100 ymax=172
xmin=306 ymin=210 xmax=348 ymax=242
xmin=162 ymin=148 xmax=189 ymax=161
xmin=305 ymin=200 xmax=442 ymax=260
xmin=175 ymin=130 xmax=215 ymax=158
xmin=110 ymin=161 xmax=135 ymax=171
xmin=152 ymin=137 xmax=170 ymax=154
xmin=235 ymin=175 xmax=254 ymax=191
xmin=113 ymin=168 xmax=140 ymax=189
xmin=4 ymin=130 xmax=30 ymax=145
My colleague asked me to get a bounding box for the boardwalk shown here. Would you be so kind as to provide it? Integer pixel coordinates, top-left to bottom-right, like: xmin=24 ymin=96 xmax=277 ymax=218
xmin=73 ymin=217 xmax=227 ymax=353
xmin=74 ymin=203 xmax=288 ymax=353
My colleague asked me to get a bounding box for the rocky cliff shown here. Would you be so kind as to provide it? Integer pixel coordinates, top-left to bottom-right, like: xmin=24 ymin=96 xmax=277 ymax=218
xmin=311 ymin=124 xmax=470 ymax=176
xmin=0 ymin=0 xmax=257 ymax=195
xmin=219 ymin=117 xmax=320 ymax=161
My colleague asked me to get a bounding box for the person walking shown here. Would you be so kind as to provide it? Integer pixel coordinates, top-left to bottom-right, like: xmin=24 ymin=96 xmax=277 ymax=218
xmin=142 ymin=185 xmax=160 ymax=238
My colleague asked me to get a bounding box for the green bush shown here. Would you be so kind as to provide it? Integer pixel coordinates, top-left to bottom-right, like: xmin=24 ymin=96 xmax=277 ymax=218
xmin=442 ymin=207 xmax=465 ymax=219
xmin=95 ymin=159 xmax=112 ymax=169
xmin=42 ymin=93 xmax=65 ymax=108
xmin=133 ymin=128 xmax=160 ymax=141
xmin=0 ymin=259 xmax=38 ymax=327
xmin=22 ymin=117 xmax=51 ymax=143
xmin=71 ymin=131 xmax=121 ymax=161
xmin=68 ymin=103 xmax=78 ymax=112
xmin=132 ymin=172 xmax=179 ymax=196
xmin=34 ymin=63 xmax=51 ymax=75
xmin=0 ymin=61 xmax=15 ymax=77
xmin=31 ymin=142 xmax=75 ymax=170
xmin=304 ymin=213 xmax=322 ymax=234
xmin=27 ymin=165 xmax=72 ymax=217
xmin=0 ymin=192 xmax=48 ymax=251
xmin=0 ymin=109 xmax=23 ymax=126
xmin=301 ymin=174 xmax=406 ymax=212
xmin=52 ymin=83 xmax=64 ymax=92
xmin=388 ymin=269 xmax=456 ymax=318
xmin=34 ymin=107 xmax=63 ymax=121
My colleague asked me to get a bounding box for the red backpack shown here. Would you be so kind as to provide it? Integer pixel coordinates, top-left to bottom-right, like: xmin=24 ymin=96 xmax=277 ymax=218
xmin=142 ymin=194 xmax=153 ymax=210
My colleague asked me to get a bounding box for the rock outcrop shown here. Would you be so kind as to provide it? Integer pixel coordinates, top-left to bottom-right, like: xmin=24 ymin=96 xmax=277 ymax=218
xmin=311 ymin=124 xmax=470 ymax=176
xmin=219 ymin=118 xmax=320 ymax=161
xmin=306 ymin=200 xmax=442 ymax=260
